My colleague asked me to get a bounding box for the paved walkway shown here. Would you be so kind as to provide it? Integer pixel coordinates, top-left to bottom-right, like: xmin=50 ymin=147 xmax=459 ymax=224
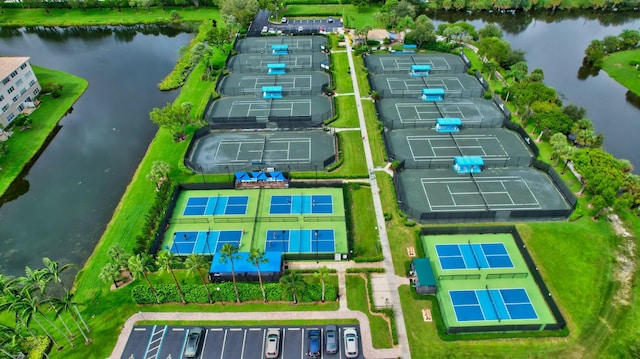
xmin=344 ymin=34 xmax=411 ymax=358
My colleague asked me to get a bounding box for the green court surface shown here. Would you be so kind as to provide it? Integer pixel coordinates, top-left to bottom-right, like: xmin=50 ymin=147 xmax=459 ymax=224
xmin=227 ymin=53 xmax=329 ymax=73
xmin=385 ymin=128 xmax=533 ymax=169
xmin=205 ymin=96 xmax=332 ymax=125
xmin=421 ymin=233 xmax=557 ymax=330
xmin=161 ymin=188 xmax=347 ymax=258
xmin=377 ymin=98 xmax=504 ymax=130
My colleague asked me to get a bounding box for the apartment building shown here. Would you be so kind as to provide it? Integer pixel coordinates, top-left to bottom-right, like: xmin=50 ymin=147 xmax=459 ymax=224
xmin=0 ymin=57 xmax=41 ymax=127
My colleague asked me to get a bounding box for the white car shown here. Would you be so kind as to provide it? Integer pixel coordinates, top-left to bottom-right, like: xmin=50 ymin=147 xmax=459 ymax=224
xmin=281 ymin=17 xmax=287 ymax=23
xmin=265 ymin=328 xmax=281 ymax=359
xmin=298 ymin=26 xmax=304 ymax=32
xmin=343 ymin=327 xmax=359 ymax=358
xmin=261 ymin=26 xmax=268 ymax=34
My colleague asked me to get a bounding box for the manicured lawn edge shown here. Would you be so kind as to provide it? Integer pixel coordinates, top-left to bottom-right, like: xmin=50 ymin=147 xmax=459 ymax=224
xmin=601 ymin=49 xmax=640 ymax=96
xmin=0 ymin=66 xmax=87 ymax=197
xmin=345 ymin=274 xmax=393 ymax=349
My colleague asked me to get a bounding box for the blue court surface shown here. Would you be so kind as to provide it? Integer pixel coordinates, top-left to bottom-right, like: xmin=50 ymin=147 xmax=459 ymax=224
xmin=449 ymin=288 xmax=538 ymax=322
xmin=183 ymin=196 xmax=249 ymax=216
xmin=169 ymin=230 xmax=243 ymax=255
xmin=435 ymin=243 xmax=514 ymax=270
xmin=269 ymin=195 xmax=333 ymax=215
xmin=264 ymin=229 xmax=335 ymax=253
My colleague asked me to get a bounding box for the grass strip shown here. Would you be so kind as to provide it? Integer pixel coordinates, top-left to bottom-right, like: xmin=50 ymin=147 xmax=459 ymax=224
xmin=0 ymin=66 xmax=87 ymax=197
xmin=345 ymin=274 xmax=393 ymax=349
xmin=601 ymin=49 xmax=640 ymax=96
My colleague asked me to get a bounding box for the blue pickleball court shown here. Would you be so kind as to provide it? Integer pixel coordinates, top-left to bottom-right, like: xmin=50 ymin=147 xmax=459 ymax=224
xmin=269 ymin=195 xmax=333 ymax=215
xmin=449 ymin=288 xmax=538 ymax=322
xmin=435 ymin=243 xmax=514 ymax=270
xmin=264 ymin=229 xmax=335 ymax=253
xmin=169 ymin=230 xmax=243 ymax=255
xmin=183 ymin=195 xmax=249 ymax=216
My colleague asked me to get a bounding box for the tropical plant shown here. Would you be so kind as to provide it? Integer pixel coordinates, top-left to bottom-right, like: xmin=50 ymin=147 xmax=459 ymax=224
xmin=219 ymin=243 xmax=241 ymax=303
xmin=185 ymin=254 xmax=213 ymax=304
xmin=314 ymin=266 xmax=331 ymax=302
xmin=279 ymin=271 xmax=306 ymax=304
xmin=99 ymin=263 xmax=122 ymax=288
xmin=156 ymin=250 xmax=186 ymax=304
xmin=46 ymin=291 xmax=91 ymax=344
xmin=128 ymin=254 xmax=160 ymax=303
xmin=248 ymin=248 xmax=268 ymax=302
xmin=146 ymin=161 xmax=172 ymax=191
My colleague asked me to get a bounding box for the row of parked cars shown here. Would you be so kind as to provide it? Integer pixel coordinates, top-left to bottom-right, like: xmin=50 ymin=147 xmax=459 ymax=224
xmin=267 ymin=325 xmax=359 ymax=358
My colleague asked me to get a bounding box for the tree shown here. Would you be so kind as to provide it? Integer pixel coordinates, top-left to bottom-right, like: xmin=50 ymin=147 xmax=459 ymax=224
xmin=149 ymin=102 xmax=195 ymax=142
xmin=156 ymin=251 xmax=186 ymax=304
xmin=146 ymin=161 xmax=172 ymax=191
xmin=41 ymin=257 xmax=73 ymax=290
xmin=19 ymin=288 xmax=73 ymax=349
xmin=219 ymin=244 xmax=242 ymax=303
xmin=407 ymin=15 xmax=435 ymax=49
xmin=219 ymin=0 xmax=259 ymax=26
xmin=99 ymin=263 xmax=121 ymax=288
xmin=107 ymin=244 xmax=131 ymax=277
xmin=185 ymin=254 xmax=213 ymax=304
xmin=128 ymin=254 xmax=160 ymax=304
xmin=206 ymin=27 xmax=232 ymax=51
xmin=507 ymin=61 xmax=528 ymax=83
xmin=314 ymin=266 xmax=330 ymax=302
xmin=279 ymin=271 xmax=306 ymax=304
xmin=563 ymin=104 xmax=586 ymax=122
xmin=479 ymin=23 xmax=503 ymax=39
xmin=619 ymin=29 xmax=640 ymax=50
xmin=248 ymin=248 xmax=268 ymax=303
xmin=46 ymin=293 xmax=91 ymax=344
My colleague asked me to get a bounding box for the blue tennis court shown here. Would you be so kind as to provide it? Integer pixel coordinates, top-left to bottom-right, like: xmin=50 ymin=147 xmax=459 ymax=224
xmin=264 ymin=229 xmax=335 ymax=253
xmin=449 ymin=288 xmax=538 ymax=322
xmin=169 ymin=230 xmax=243 ymax=255
xmin=269 ymin=195 xmax=333 ymax=215
xmin=183 ymin=196 xmax=249 ymax=216
xmin=435 ymin=243 xmax=514 ymax=270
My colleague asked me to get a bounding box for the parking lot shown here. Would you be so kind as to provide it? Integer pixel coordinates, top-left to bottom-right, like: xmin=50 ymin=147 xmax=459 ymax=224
xmin=121 ymin=324 xmax=363 ymax=359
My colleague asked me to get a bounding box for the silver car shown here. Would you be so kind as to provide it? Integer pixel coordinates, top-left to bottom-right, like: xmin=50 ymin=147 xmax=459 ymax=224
xmin=183 ymin=327 xmax=204 ymax=358
xmin=325 ymin=325 xmax=338 ymax=354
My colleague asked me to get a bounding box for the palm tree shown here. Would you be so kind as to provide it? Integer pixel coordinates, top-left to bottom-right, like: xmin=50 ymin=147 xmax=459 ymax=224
xmin=61 ymin=289 xmax=90 ymax=334
xmin=185 ymin=254 xmax=213 ymax=304
xmin=18 ymin=287 xmax=73 ymax=349
xmin=128 ymin=254 xmax=160 ymax=304
xmin=279 ymin=271 xmax=306 ymax=304
xmin=156 ymin=251 xmax=186 ymax=304
xmin=48 ymin=290 xmax=91 ymax=344
xmin=146 ymin=161 xmax=172 ymax=190
xmin=247 ymin=248 xmax=269 ymax=303
xmin=219 ymin=243 xmax=241 ymax=303
xmin=99 ymin=262 xmax=122 ymax=288
xmin=314 ymin=266 xmax=331 ymax=302
xmin=0 ymin=323 xmax=25 ymax=358
xmin=41 ymin=257 xmax=73 ymax=290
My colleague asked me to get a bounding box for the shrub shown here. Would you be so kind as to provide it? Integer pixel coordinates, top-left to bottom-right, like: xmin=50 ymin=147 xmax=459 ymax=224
xmin=383 ymin=212 xmax=392 ymax=221
xmin=170 ymin=10 xmax=181 ymax=22
xmin=484 ymin=91 xmax=493 ymax=99
xmin=41 ymin=82 xmax=63 ymax=98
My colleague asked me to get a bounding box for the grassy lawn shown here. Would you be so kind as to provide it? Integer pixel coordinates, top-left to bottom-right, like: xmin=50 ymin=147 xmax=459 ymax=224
xmin=362 ymin=100 xmax=385 ymax=167
xmin=331 ymin=52 xmax=354 ymax=94
xmin=602 ymin=49 xmax=640 ymax=96
xmin=0 ymin=66 xmax=87 ymax=197
xmin=346 ymin=274 xmax=393 ymax=349
xmin=346 ymin=184 xmax=382 ymax=260
xmin=0 ymin=7 xmax=220 ymax=26
xmin=353 ymin=54 xmax=371 ymax=98
xmin=331 ymin=95 xmax=360 ymax=128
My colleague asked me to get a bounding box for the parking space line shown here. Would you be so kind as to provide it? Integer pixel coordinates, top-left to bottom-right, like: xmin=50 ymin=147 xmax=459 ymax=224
xmin=249 ymin=328 xmax=262 ymax=331
xmin=300 ymin=328 xmax=305 ymax=358
xmin=134 ymin=328 xmax=146 ymax=332
xmin=198 ymin=329 xmax=209 ymax=359
xmin=211 ymin=328 xmax=224 ymax=332
xmin=220 ymin=329 xmax=228 ymax=359
xmin=172 ymin=328 xmax=185 ymax=332
xmin=260 ymin=328 xmax=266 ymax=359
xmin=230 ymin=328 xmax=243 ymax=331
xmin=240 ymin=329 xmax=248 ymax=359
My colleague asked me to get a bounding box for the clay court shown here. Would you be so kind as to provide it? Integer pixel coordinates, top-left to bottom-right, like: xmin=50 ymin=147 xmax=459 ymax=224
xmin=187 ymin=130 xmax=336 ymax=173
xmin=395 ymin=167 xmax=573 ymax=223
xmin=385 ymin=128 xmax=533 ymax=169
xmin=364 ymin=53 xmax=466 ymax=74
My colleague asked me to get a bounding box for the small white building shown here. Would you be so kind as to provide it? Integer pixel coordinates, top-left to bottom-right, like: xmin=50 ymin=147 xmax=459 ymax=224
xmin=0 ymin=57 xmax=41 ymax=127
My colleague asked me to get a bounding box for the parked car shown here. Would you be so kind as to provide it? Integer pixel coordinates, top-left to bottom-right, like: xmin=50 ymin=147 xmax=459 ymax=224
xmin=343 ymin=327 xmax=359 ymax=358
xmin=307 ymin=329 xmax=321 ymax=358
xmin=268 ymin=28 xmax=276 ymax=34
xmin=183 ymin=327 xmax=204 ymax=358
xmin=319 ymin=26 xmax=325 ymax=32
xmin=265 ymin=328 xmax=281 ymax=358
xmin=328 ymin=16 xmax=334 ymax=23
xmin=261 ymin=26 xmax=268 ymax=33
xmin=298 ymin=26 xmax=304 ymax=32
xmin=281 ymin=17 xmax=287 ymax=23
xmin=325 ymin=325 xmax=338 ymax=354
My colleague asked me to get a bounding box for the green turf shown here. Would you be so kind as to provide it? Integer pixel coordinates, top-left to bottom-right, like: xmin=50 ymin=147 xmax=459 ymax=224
xmin=601 ymin=49 xmax=640 ymax=96
xmin=424 ymin=233 xmax=556 ymax=330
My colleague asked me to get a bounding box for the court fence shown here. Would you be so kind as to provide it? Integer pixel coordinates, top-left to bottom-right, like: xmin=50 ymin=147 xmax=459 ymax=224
xmin=362 ymin=52 xmax=469 ymax=75
xmin=393 ymin=173 xmax=573 ymax=223
xmin=371 ymin=87 xmax=484 ymax=100
xmin=493 ymin=95 xmax=512 ymax=120
xmin=474 ymin=70 xmax=489 ymax=91
xmin=420 ymin=226 xmax=566 ymax=334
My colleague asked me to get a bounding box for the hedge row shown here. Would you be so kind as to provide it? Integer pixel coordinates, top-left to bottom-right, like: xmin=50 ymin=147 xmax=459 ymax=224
xmin=132 ymin=281 xmax=338 ymax=304
xmin=134 ymin=180 xmax=174 ymax=254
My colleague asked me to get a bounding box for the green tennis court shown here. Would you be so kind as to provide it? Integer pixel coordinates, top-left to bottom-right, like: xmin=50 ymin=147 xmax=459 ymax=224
xmin=219 ymin=72 xmax=329 ymax=96
xmin=160 ymin=187 xmax=347 ymax=258
xmin=364 ymin=53 xmax=466 ymax=74
xmin=235 ymin=36 xmax=328 ymax=53
xmin=421 ymin=233 xmax=558 ymax=331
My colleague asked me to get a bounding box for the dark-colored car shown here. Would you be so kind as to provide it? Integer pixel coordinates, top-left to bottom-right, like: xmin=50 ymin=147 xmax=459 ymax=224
xmin=183 ymin=327 xmax=204 ymax=358
xmin=307 ymin=329 xmax=321 ymax=358
xmin=325 ymin=325 xmax=338 ymax=354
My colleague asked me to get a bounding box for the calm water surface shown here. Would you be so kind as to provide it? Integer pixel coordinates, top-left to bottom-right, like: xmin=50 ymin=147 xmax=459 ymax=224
xmin=0 ymin=26 xmax=192 ymax=277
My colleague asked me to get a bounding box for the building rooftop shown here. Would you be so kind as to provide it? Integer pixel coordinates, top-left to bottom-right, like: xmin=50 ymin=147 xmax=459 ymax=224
xmin=0 ymin=57 xmax=30 ymax=79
